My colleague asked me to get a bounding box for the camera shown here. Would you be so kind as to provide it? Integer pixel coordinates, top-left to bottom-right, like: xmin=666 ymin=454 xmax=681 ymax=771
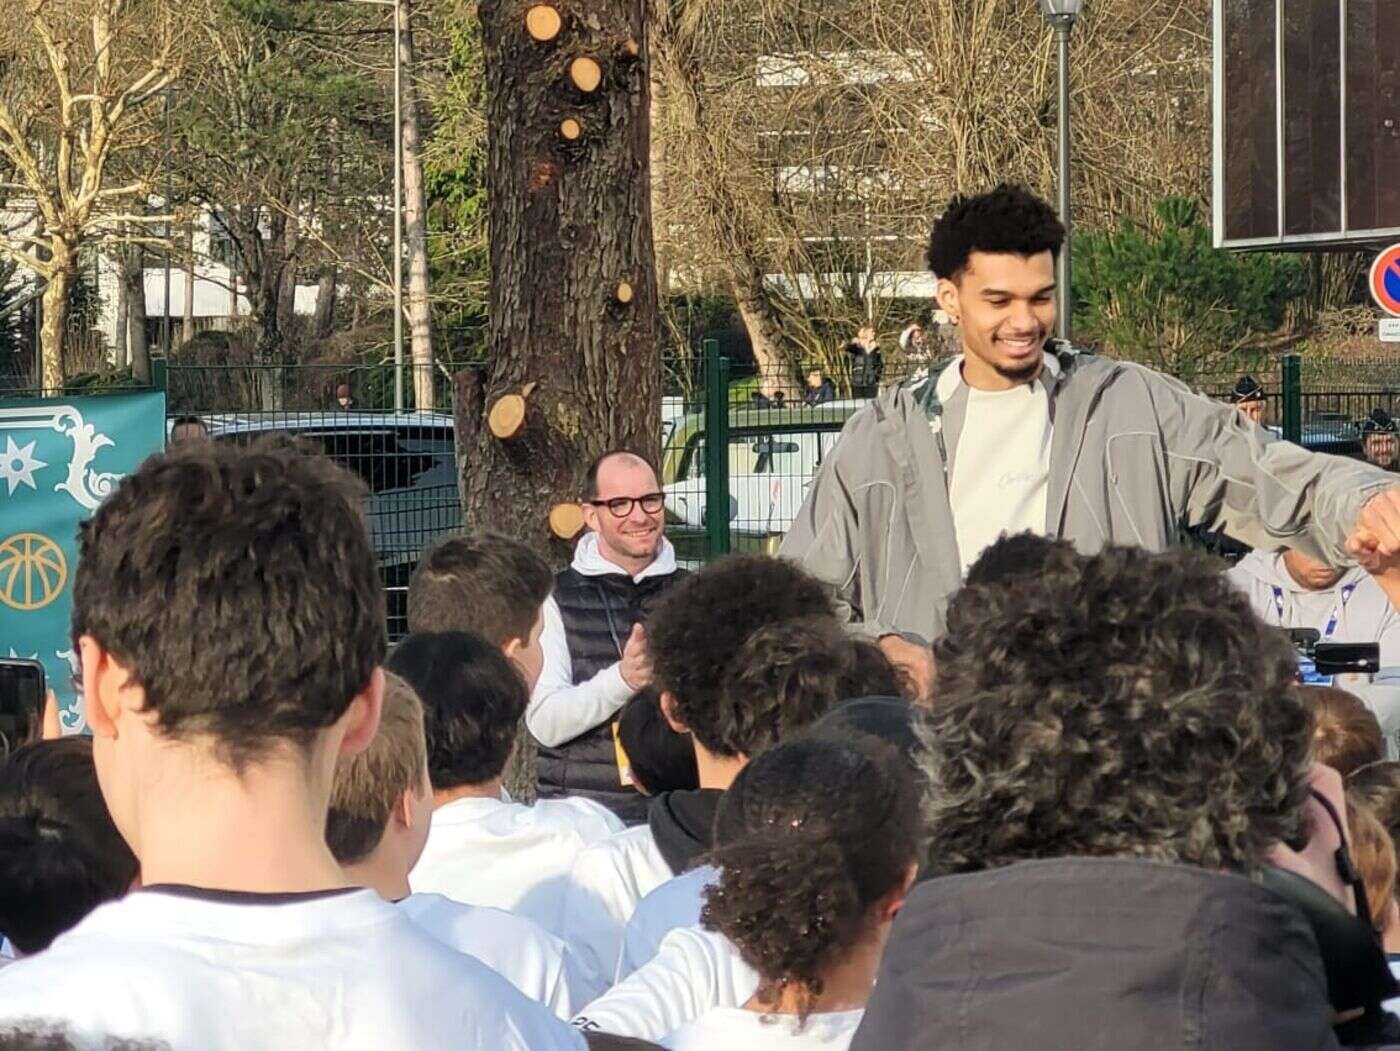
xmin=1285 ymin=628 xmax=1380 ymax=685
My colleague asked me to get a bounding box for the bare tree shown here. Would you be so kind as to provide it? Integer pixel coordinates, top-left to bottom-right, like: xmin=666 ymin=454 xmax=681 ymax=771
xmin=0 ymin=0 xmax=179 ymax=389
xmin=399 ymin=0 xmax=435 ymax=409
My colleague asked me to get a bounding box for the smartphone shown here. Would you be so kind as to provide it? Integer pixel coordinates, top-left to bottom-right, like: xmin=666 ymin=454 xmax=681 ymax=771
xmin=0 ymin=658 xmax=46 ymax=758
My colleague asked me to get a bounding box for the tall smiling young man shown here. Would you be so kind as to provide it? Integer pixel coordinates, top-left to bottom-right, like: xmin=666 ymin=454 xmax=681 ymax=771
xmin=782 ymin=184 xmax=1400 ymax=681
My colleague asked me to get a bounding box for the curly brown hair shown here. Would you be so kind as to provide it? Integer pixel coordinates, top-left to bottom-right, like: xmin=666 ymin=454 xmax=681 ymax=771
xmin=923 ymin=545 xmax=1312 ymax=875
xmin=702 ymin=736 xmax=920 ymax=1022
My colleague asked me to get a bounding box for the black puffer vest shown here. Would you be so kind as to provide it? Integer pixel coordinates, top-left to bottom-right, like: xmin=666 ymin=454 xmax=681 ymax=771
xmin=535 ymin=565 xmax=686 ymax=824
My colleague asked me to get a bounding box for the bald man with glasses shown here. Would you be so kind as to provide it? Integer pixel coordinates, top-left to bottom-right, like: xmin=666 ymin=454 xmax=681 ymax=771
xmin=529 ymin=451 xmax=688 ymax=824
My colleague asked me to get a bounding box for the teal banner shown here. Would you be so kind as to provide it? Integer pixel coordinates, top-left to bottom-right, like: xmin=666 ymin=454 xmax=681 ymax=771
xmin=0 ymin=391 xmax=167 ymax=732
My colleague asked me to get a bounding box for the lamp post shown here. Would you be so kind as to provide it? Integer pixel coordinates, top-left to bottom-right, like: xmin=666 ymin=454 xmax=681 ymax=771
xmin=1039 ymin=0 xmax=1082 ymax=343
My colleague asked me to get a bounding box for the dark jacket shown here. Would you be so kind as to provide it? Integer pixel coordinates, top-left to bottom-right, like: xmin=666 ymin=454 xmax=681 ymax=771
xmin=647 ymin=788 xmax=723 ymax=875
xmin=535 ymin=558 xmax=686 ymax=824
xmin=851 ymin=856 xmax=1344 ymax=1051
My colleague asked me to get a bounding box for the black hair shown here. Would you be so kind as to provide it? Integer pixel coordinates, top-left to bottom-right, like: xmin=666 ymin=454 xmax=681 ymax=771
xmin=71 ymin=439 xmax=385 ymax=773
xmin=924 ymin=545 xmax=1312 ymax=875
xmin=843 ymin=638 xmax=908 ymax=701
xmin=808 ymin=699 xmax=927 ymax=781
xmin=1229 ymin=375 xmax=1266 ymax=404
xmin=0 ymin=739 xmax=138 ymax=954
xmin=385 ymin=631 xmax=525 ymax=790
xmin=617 ymin=690 xmax=698 ymax=796
xmin=963 ymin=532 xmax=1085 ymax=590
xmin=647 ymin=555 xmax=836 ymax=758
xmin=925 ymin=183 xmax=1065 ymax=281
xmin=582 ymin=449 xmax=660 ymax=501
xmin=702 ymin=737 xmax=921 ymax=1021
xmin=0 ymin=1030 xmax=162 ymax=1051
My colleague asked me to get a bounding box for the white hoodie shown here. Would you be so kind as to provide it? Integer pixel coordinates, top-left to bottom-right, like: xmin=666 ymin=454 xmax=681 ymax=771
xmin=1227 ymin=551 xmax=1400 ymax=749
xmin=528 ymin=532 xmax=679 ymax=748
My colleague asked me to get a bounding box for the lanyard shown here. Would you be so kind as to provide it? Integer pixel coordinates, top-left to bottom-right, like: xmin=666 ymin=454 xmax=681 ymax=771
xmin=1271 ymin=582 xmax=1358 ymax=642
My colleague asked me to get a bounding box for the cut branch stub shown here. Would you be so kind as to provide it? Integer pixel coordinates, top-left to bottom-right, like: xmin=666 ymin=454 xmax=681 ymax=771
xmin=525 ymin=5 xmax=562 ymax=42
xmin=560 ymin=118 xmax=583 ymax=141
xmin=549 ymin=501 xmax=585 ymax=540
xmin=488 ymin=391 xmax=528 ymax=441
xmin=569 ymin=56 xmax=604 ymax=93
xmin=622 ymin=37 xmax=640 ymax=58
xmin=615 ymin=280 xmax=634 ymax=304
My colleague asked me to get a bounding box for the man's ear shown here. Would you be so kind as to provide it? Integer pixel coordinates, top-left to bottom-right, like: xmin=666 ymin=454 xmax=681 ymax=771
xmin=934 ymin=276 xmax=961 ymax=324
xmin=879 ymin=862 xmax=921 ymax=923
xmin=659 ymin=691 xmax=690 ymax=734
xmin=338 ymin=667 xmax=384 ymax=758
xmin=79 ymin=635 xmax=127 ymax=740
xmin=392 ymin=789 xmax=415 ymax=831
xmin=579 ymin=500 xmax=599 ymax=535
xmin=501 ymin=635 xmax=524 ymax=662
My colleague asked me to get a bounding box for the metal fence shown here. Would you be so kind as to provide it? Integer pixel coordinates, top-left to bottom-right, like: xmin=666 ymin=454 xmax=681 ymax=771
xmin=11 ymin=343 xmax=1400 ymax=631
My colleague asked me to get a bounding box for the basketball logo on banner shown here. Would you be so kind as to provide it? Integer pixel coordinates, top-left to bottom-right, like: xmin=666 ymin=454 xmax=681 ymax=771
xmin=1370 ymin=245 xmax=1400 ymax=318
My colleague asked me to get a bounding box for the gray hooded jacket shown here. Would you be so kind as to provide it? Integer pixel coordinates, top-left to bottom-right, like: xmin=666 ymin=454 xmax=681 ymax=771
xmin=779 ymin=345 xmax=1396 ymax=640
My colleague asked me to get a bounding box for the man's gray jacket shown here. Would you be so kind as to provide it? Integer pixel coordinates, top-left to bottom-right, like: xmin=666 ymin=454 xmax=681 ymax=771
xmin=778 ymin=346 xmax=1397 ymax=641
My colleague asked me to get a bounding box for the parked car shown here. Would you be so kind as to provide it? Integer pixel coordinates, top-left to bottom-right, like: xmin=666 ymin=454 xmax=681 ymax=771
xmin=197 ymin=411 xmax=460 ymax=638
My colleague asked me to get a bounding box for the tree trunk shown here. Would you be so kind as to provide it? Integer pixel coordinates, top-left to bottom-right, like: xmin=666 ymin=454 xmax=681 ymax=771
xmin=313 ymin=265 xmax=337 ymax=338
xmin=400 ymin=1 xmax=434 ymax=411
xmin=38 ymin=243 xmax=74 ymax=393
xmin=277 ymin=201 xmax=301 ymax=341
xmin=474 ymin=0 xmax=660 ymax=797
xmin=124 ymin=246 xmax=151 ymax=384
xmin=182 ymin=221 xmax=196 ymax=345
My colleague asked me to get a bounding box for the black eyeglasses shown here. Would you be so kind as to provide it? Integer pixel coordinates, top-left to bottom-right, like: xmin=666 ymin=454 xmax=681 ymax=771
xmin=588 ymin=492 xmax=665 ymax=518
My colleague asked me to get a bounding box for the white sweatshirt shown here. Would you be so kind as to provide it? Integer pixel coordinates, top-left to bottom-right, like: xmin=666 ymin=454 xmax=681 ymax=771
xmin=618 ymin=865 xmax=717 ymax=979
xmin=409 ymin=794 xmax=623 ymax=934
xmin=528 ymin=533 xmax=680 ymax=747
xmin=573 ymin=926 xmax=760 ymax=1042
xmin=663 ymin=1007 xmax=864 ymax=1050
xmin=0 ymin=887 xmax=584 ymax=1051
xmin=397 ymin=892 xmax=602 ymax=1018
xmin=1228 ymin=551 xmax=1400 ymax=749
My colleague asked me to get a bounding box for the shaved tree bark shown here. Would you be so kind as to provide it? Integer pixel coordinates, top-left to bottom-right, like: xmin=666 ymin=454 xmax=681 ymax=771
xmin=472 ymin=0 xmax=659 ymax=801
xmin=122 ymin=244 xmax=150 ymax=382
xmin=399 ymin=0 xmax=435 ymax=410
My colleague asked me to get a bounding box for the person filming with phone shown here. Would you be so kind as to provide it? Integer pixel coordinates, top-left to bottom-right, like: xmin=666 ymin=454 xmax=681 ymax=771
xmin=529 ymin=451 xmax=687 ymax=825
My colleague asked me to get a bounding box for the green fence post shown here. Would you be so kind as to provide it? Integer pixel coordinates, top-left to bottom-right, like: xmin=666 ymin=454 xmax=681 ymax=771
xmin=1282 ymin=352 xmax=1302 ymax=445
xmin=703 ymin=338 xmax=732 ymax=558
xmin=152 ymin=356 xmax=167 ymax=395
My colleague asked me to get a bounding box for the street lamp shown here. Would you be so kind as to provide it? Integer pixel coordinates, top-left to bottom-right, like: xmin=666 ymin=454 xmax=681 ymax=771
xmin=1039 ymin=0 xmax=1083 ymax=343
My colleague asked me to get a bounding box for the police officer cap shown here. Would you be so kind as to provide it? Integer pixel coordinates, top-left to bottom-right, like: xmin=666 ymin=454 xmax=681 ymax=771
xmin=1361 ymin=408 xmax=1399 ymax=436
xmin=1229 ymin=375 xmax=1266 ymax=403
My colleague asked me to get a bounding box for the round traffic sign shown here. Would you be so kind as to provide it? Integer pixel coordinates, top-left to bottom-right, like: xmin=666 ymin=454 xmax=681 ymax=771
xmin=1370 ymin=244 xmax=1400 ymax=317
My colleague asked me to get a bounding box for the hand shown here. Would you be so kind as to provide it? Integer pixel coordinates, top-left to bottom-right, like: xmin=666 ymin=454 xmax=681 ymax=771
xmin=1346 ymin=487 xmax=1400 ymax=574
xmin=878 ymin=634 xmax=935 ymax=704
xmin=41 ymin=689 xmax=61 ymax=740
xmin=1268 ymin=762 xmax=1354 ymax=915
xmin=619 ymin=624 xmax=653 ymax=691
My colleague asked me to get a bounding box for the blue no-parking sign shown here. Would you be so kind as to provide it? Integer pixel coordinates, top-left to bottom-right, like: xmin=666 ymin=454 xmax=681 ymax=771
xmin=1370 ymin=244 xmax=1400 ymax=318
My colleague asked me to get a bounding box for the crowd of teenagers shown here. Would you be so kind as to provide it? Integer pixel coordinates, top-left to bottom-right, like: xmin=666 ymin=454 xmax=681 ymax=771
xmin=15 ymin=181 xmax=1400 ymax=1050
xmin=3 ymin=438 xmax=1400 ymax=1050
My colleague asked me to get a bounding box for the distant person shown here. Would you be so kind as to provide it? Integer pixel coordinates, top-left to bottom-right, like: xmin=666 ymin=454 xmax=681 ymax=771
xmin=802 ymin=368 xmax=835 ymax=407
xmin=530 ymin=451 xmax=689 ymax=824
xmin=898 ymin=321 xmax=929 ymax=366
xmin=1229 ymin=374 xmax=1267 ymax=425
xmin=327 ymin=671 xmax=599 ymax=1017
xmin=335 ymin=382 xmax=355 ymax=410
xmin=395 ymin=632 xmax=625 ymax=936
xmin=407 ymin=532 xmax=553 ymax=690
xmin=1363 ymin=409 xmax=1400 ymax=471
xmin=167 ymin=415 xmax=209 ymax=445
xmin=843 ymin=326 xmax=883 ymax=398
xmin=0 ymin=739 xmax=138 ymax=960
xmin=662 ymin=736 xmax=920 ymax=1051
xmin=0 ymin=441 xmax=581 ymax=1050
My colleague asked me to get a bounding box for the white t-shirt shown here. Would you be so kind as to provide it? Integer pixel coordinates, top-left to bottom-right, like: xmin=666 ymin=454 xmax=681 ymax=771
xmin=663 ymin=1007 xmax=864 ymax=1050
xmin=618 ymin=865 xmax=717 ymax=978
xmin=573 ymin=926 xmax=760 ymax=1042
xmin=939 ymin=356 xmax=1052 ymax=574
xmin=0 ymin=886 xmax=583 ymax=1051
xmin=410 ymin=794 xmax=623 ymax=933
xmin=554 ymin=824 xmax=673 ymax=984
xmin=397 ymin=892 xmax=601 ymax=1019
